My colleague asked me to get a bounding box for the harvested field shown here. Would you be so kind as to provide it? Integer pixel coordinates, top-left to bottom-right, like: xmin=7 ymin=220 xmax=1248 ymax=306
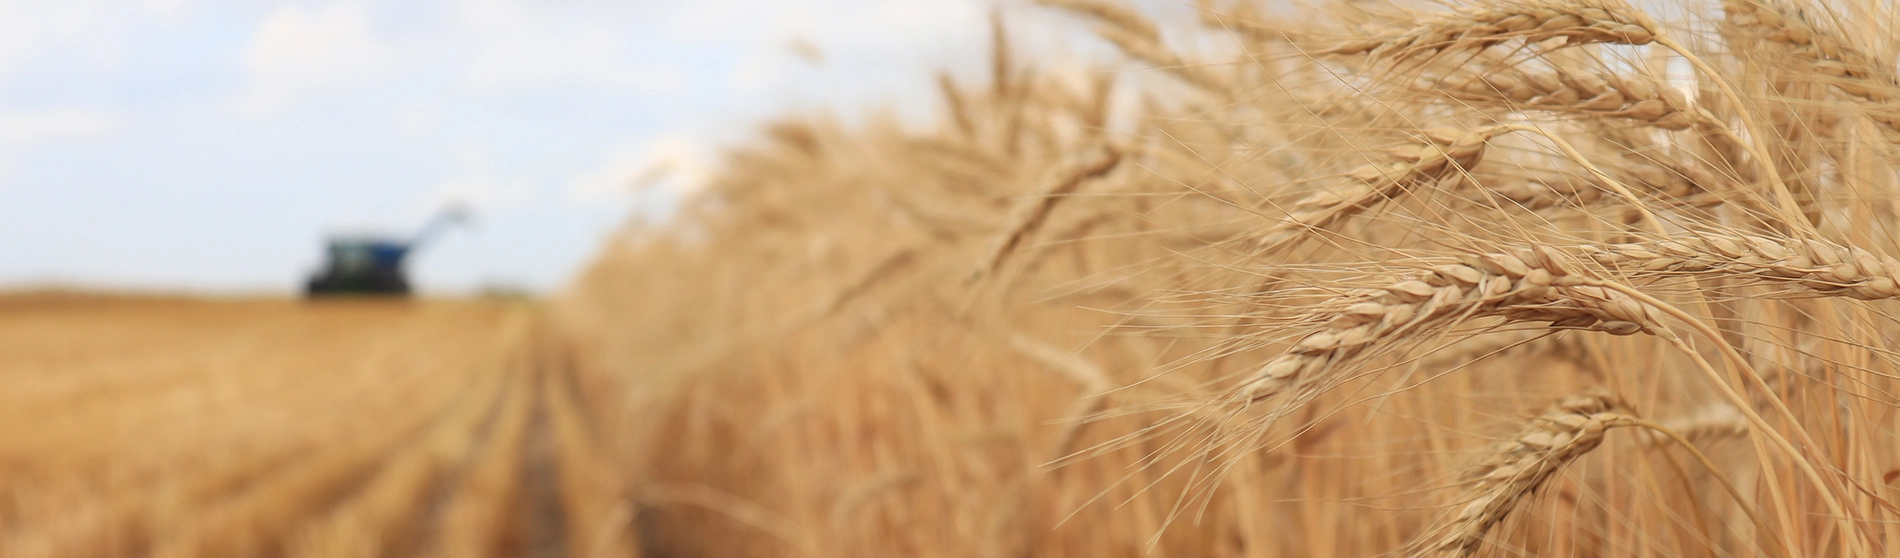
xmin=0 ymin=294 xmax=632 ymax=558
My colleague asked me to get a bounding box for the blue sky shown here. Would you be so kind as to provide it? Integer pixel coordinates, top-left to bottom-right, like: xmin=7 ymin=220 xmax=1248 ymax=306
xmin=0 ymin=0 xmax=1005 ymax=294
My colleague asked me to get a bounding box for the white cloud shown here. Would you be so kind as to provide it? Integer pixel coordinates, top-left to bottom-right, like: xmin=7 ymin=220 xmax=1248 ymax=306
xmin=0 ymin=107 xmax=123 ymax=145
xmin=232 ymin=0 xmax=692 ymax=114
xmin=0 ymin=1 xmax=184 ymax=82
xmin=568 ymin=137 xmax=709 ymax=204
xmin=235 ymin=2 xmax=394 ymax=114
xmin=449 ymin=0 xmax=686 ymax=95
xmin=667 ymin=0 xmax=981 ymax=47
xmin=394 ymin=103 xmax=445 ymax=137
xmin=675 ymin=0 xmax=985 ymax=102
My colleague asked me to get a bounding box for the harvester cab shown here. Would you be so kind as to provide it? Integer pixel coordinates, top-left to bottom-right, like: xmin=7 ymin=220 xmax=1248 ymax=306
xmin=305 ymin=206 xmax=471 ymax=297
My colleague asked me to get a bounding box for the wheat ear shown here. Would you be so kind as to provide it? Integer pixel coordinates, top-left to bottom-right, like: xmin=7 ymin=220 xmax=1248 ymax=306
xmin=1255 ymin=127 xmax=1494 ymax=249
xmin=1238 ymin=246 xmax=1663 ymax=403
xmin=1420 ymin=392 xmax=1634 ymax=557
xmin=1440 ymin=66 xmax=1712 ymax=131
xmin=977 ymin=146 xmax=1121 ymax=279
xmin=1582 ymin=233 xmax=1900 ymax=300
xmin=1426 ymin=395 xmax=1768 ymax=557
xmin=1327 ymin=1 xmax=1656 ymax=60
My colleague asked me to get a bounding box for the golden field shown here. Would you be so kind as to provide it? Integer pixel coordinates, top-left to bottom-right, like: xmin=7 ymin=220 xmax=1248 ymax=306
xmin=0 ymin=295 xmax=631 ymax=557
xmin=14 ymin=0 xmax=1900 ymax=556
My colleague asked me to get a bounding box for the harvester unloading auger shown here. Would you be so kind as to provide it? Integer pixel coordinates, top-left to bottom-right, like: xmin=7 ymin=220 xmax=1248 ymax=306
xmin=305 ymin=206 xmax=469 ymax=297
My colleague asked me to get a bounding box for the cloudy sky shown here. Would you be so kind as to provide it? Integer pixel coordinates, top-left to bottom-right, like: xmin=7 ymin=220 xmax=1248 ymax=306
xmin=0 ymin=0 xmax=1011 ymax=293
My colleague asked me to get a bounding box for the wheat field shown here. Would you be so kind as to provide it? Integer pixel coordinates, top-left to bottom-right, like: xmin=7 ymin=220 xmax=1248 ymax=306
xmin=0 ymin=295 xmax=633 ymax=557
xmin=560 ymin=0 xmax=1900 ymax=556
xmin=10 ymin=0 xmax=1900 ymax=556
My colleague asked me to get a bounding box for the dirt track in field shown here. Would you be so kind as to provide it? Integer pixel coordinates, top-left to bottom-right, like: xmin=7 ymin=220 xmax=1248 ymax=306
xmin=0 ymin=294 xmax=634 ymax=558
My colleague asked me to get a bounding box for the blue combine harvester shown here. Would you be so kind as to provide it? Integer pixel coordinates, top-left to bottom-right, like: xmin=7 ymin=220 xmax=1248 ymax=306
xmin=305 ymin=207 xmax=469 ymax=297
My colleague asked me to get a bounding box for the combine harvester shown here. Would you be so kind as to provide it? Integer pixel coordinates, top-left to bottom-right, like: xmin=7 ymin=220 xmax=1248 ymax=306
xmin=305 ymin=206 xmax=469 ymax=297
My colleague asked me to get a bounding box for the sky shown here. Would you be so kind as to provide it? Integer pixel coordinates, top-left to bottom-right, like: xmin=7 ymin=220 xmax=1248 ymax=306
xmin=0 ymin=0 xmax=1009 ymax=294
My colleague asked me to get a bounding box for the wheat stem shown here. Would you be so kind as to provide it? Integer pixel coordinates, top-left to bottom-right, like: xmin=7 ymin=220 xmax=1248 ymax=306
xmin=1581 ymin=278 xmax=1866 ymax=555
xmin=1494 ymin=123 xmax=1665 ymax=232
xmin=1650 ymin=34 xmax=1812 ymax=230
xmin=1632 ymin=417 xmax=1786 ymax=556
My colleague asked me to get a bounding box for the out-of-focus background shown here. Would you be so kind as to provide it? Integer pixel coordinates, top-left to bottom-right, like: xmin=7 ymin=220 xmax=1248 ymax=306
xmin=0 ymin=0 xmax=1020 ymax=294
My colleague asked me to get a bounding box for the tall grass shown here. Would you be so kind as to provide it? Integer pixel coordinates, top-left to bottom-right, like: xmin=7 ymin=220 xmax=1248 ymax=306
xmin=560 ymin=0 xmax=1900 ymax=555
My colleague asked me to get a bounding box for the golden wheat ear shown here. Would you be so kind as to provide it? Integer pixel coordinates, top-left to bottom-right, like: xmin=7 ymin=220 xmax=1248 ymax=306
xmin=1416 ymin=392 xmax=1636 ymax=557
xmin=1326 ymin=1 xmax=1657 ymax=60
xmin=1236 ymin=246 xmax=1658 ymax=407
xmin=1254 ymin=127 xmax=1495 ymax=251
